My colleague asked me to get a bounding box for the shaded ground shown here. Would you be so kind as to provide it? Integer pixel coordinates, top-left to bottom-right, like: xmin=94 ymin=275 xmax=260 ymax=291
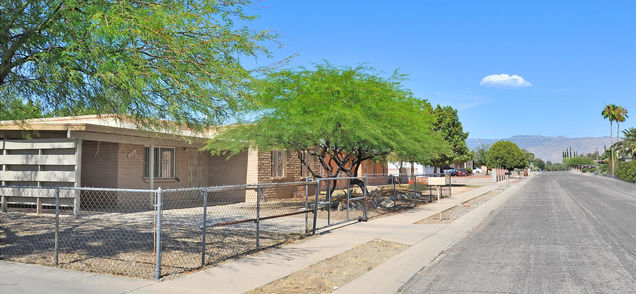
xmin=247 ymin=239 xmax=409 ymax=294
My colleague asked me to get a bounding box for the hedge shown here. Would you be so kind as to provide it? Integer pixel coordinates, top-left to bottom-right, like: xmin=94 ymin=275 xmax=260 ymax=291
xmin=616 ymin=161 xmax=636 ymax=183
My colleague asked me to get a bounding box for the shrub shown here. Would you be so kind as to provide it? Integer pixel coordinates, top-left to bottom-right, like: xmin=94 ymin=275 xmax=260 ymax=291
xmin=616 ymin=161 xmax=636 ymax=183
xmin=600 ymin=164 xmax=608 ymax=174
xmin=581 ymin=167 xmax=588 ymax=173
xmin=466 ymin=167 xmax=473 ymax=174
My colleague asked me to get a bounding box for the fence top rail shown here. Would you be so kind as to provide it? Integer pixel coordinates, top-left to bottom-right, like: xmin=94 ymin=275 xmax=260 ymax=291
xmin=163 ymin=180 xmax=316 ymax=193
xmin=363 ymin=173 xmax=446 ymax=179
xmin=0 ymin=185 xmax=61 ymax=190
xmin=314 ymin=176 xmax=365 ymax=181
xmin=59 ymin=186 xmax=155 ymax=193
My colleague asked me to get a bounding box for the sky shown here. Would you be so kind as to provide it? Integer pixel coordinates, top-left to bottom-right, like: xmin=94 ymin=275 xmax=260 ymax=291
xmin=242 ymin=0 xmax=636 ymax=139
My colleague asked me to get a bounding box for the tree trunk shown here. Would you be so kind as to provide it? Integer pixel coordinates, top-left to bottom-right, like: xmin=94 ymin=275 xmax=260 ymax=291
xmin=610 ymin=122 xmax=613 ymax=175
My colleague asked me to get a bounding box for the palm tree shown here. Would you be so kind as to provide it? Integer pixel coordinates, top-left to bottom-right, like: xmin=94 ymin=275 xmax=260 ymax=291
xmin=613 ymin=128 xmax=636 ymax=159
xmin=602 ymin=104 xmax=618 ymax=145
xmin=614 ymin=106 xmax=629 ymax=141
xmin=602 ymin=104 xmax=619 ymax=175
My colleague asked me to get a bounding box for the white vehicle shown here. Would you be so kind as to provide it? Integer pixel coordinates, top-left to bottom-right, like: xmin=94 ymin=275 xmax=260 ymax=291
xmin=472 ymin=168 xmax=483 ymax=174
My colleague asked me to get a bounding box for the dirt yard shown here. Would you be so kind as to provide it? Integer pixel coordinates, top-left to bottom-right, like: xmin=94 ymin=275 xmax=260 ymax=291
xmin=0 ymin=210 xmax=302 ymax=279
xmin=0 ymin=183 xmax=483 ymax=280
xmin=416 ymin=186 xmax=505 ymax=224
xmin=246 ymin=239 xmax=409 ymax=294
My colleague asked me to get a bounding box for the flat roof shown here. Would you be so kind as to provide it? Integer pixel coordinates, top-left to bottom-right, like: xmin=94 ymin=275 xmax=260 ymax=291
xmin=0 ymin=115 xmax=220 ymax=139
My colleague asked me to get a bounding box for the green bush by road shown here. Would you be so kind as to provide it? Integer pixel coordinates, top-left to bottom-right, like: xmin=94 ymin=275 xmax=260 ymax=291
xmin=616 ymin=161 xmax=636 ymax=183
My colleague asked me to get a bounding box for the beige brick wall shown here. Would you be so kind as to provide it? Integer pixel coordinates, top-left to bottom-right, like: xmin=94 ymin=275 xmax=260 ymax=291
xmin=80 ymin=140 xmax=259 ymax=204
xmin=81 ymin=142 xmax=227 ymax=190
xmin=81 ymin=141 xmax=118 ymax=188
xmin=246 ymin=148 xmax=259 ymax=185
xmin=208 ymin=151 xmax=248 ymax=186
xmin=116 ymin=144 xmax=193 ymax=190
xmin=257 ymin=150 xmax=317 ymax=199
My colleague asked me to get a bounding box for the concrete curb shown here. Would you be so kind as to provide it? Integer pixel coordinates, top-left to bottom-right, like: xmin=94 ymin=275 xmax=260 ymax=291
xmin=334 ymin=176 xmax=534 ymax=294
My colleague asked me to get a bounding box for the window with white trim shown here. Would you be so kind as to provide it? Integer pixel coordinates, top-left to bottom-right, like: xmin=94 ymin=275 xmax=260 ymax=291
xmin=271 ymin=150 xmax=285 ymax=178
xmin=144 ymin=147 xmax=175 ymax=178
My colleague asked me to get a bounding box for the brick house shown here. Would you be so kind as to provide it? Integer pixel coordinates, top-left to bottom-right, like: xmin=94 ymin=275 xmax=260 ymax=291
xmin=0 ymin=115 xmax=386 ymax=210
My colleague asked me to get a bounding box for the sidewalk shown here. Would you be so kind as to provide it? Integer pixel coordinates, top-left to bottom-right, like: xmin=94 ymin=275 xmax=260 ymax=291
xmin=1 ymin=179 xmax=527 ymax=294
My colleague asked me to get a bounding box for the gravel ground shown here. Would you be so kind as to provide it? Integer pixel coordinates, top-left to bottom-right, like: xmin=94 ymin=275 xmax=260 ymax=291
xmin=246 ymin=239 xmax=409 ymax=294
xmin=0 ymin=210 xmax=304 ymax=279
xmin=415 ymin=187 xmax=505 ymax=224
xmin=0 ymin=184 xmax=480 ymax=280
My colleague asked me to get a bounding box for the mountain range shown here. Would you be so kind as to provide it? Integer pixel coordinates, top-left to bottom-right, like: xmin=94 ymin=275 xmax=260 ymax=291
xmin=467 ymin=135 xmax=612 ymax=163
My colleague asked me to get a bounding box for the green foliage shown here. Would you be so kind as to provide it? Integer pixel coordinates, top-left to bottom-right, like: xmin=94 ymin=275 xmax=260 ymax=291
xmin=614 ymin=106 xmax=628 ymax=141
xmin=1 ymin=0 xmax=276 ymax=130
xmin=0 ymin=98 xmax=44 ymax=121
xmin=429 ymin=105 xmax=470 ymax=167
xmin=545 ymin=162 xmax=566 ymax=171
xmin=565 ymin=156 xmax=594 ymax=168
xmin=529 ymin=158 xmax=545 ymax=170
xmin=615 ymin=161 xmax=636 ymax=183
xmin=600 ymin=163 xmax=608 ymax=174
xmin=486 ymin=141 xmax=528 ymax=170
xmin=522 ymin=149 xmax=535 ymax=162
xmin=205 ymin=63 xmax=449 ymax=178
xmin=466 ymin=166 xmax=473 ymax=174
xmin=613 ymin=128 xmax=636 ymax=159
xmin=472 ymin=145 xmax=489 ymax=167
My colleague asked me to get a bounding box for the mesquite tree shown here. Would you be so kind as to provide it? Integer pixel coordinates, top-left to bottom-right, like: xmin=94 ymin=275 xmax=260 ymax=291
xmin=1 ymin=0 xmax=276 ymax=129
xmin=206 ymin=63 xmax=449 ymax=193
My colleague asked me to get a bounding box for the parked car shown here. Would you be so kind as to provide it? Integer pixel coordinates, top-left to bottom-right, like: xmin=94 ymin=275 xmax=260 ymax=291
xmin=456 ymin=168 xmax=470 ymax=176
xmin=473 ymin=168 xmax=483 ymax=174
xmin=443 ymin=168 xmax=459 ymax=176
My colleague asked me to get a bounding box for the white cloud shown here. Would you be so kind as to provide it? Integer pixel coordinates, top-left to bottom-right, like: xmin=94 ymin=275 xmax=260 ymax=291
xmin=480 ymin=74 xmax=532 ymax=88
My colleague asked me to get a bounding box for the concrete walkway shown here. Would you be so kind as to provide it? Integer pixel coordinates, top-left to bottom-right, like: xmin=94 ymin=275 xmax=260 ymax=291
xmin=1 ymin=179 xmax=526 ymax=294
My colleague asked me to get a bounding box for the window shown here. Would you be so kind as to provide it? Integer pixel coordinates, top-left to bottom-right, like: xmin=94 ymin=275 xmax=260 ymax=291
xmin=144 ymin=147 xmax=175 ymax=178
xmin=271 ymin=150 xmax=285 ymax=178
xmin=300 ymin=151 xmax=316 ymax=178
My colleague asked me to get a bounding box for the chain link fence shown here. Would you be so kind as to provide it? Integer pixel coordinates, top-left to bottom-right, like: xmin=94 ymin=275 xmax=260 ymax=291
xmin=0 ymin=175 xmax=452 ymax=279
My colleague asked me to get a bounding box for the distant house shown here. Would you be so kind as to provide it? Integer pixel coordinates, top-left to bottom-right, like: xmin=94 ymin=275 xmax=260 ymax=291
xmin=0 ymin=115 xmax=386 ymax=211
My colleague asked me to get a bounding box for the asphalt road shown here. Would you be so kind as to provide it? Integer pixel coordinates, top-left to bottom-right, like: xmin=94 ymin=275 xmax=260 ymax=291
xmin=401 ymin=172 xmax=636 ymax=293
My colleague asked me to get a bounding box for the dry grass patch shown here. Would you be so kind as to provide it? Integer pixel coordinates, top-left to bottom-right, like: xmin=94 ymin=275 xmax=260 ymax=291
xmin=415 ymin=187 xmax=505 ymax=224
xmin=247 ymin=239 xmax=409 ymax=294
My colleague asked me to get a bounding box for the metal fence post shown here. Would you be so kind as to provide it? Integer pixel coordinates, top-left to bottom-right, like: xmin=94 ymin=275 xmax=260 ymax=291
xmin=54 ymin=187 xmax=59 ymax=266
xmin=449 ymin=176 xmax=452 ymax=196
xmin=346 ymin=179 xmax=350 ymax=221
xmin=412 ymin=174 xmax=416 ymax=195
xmin=392 ymin=177 xmax=397 ymax=210
xmin=313 ymin=179 xmax=319 ymax=235
xmin=154 ymin=187 xmax=163 ymax=280
xmin=201 ymin=189 xmax=208 ymax=267
xmin=363 ymin=177 xmax=368 ymax=221
xmin=327 ymin=181 xmax=331 ymax=226
xmin=256 ymin=185 xmax=261 ymax=249
xmin=429 ymin=185 xmax=432 ymax=203
xmin=304 ymin=178 xmax=309 ymax=234
xmin=73 ymin=190 xmax=80 ymax=217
